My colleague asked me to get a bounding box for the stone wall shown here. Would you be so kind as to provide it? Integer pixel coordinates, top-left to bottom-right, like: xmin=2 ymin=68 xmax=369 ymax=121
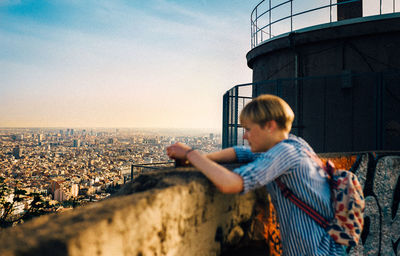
xmin=348 ymin=153 xmax=400 ymax=255
xmin=0 ymin=167 xmax=268 ymax=256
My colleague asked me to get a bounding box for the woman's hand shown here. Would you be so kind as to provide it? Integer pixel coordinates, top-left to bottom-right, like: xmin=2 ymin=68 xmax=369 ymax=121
xmin=167 ymin=143 xmax=243 ymax=194
xmin=166 ymin=142 xmax=192 ymax=160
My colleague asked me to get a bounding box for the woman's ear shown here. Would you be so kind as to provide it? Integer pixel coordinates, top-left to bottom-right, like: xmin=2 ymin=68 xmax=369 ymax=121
xmin=264 ymin=120 xmax=278 ymax=132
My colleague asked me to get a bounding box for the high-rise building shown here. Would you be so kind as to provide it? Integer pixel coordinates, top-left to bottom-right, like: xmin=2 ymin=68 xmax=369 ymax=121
xmin=50 ymin=180 xmax=68 ymax=202
xmin=70 ymin=184 xmax=79 ymax=198
xmin=54 ymin=188 xmax=68 ymax=202
xmin=12 ymin=147 xmax=21 ymax=159
xmin=73 ymin=139 xmax=80 ymax=147
xmin=38 ymin=134 xmax=43 ymax=143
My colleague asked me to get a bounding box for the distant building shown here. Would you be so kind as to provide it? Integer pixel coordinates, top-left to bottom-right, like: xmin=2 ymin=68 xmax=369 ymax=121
xmin=38 ymin=134 xmax=43 ymax=143
xmin=11 ymin=134 xmax=23 ymax=141
xmin=49 ymin=180 xmax=61 ymax=195
xmin=54 ymin=188 xmax=68 ymax=202
xmin=12 ymin=147 xmax=21 ymax=159
xmin=50 ymin=180 xmax=69 ymax=202
xmin=73 ymin=139 xmax=80 ymax=148
xmin=70 ymin=184 xmax=79 ymax=198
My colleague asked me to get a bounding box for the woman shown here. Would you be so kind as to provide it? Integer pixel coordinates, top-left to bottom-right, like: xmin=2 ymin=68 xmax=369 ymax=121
xmin=167 ymin=94 xmax=345 ymax=255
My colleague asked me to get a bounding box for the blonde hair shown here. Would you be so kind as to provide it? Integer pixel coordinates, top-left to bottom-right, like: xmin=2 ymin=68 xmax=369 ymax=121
xmin=240 ymin=94 xmax=295 ymax=131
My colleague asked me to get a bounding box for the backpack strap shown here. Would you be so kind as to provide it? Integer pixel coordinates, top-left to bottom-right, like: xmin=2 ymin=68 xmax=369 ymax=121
xmin=275 ymin=178 xmax=330 ymax=229
xmin=304 ymin=149 xmax=335 ymax=179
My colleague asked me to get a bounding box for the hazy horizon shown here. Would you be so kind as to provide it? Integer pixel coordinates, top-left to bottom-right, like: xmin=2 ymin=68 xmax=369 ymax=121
xmin=0 ymin=0 xmax=259 ymax=130
xmin=0 ymin=126 xmax=221 ymax=137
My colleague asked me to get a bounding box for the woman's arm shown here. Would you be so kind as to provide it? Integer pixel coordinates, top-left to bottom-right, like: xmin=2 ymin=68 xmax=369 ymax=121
xmin=166 ymin=143 xmax=243 ymax=194
xmin=187 ymin=150 xmax=243 ymax=194
xmin=205 ymin=148 xmax=237 ymax=163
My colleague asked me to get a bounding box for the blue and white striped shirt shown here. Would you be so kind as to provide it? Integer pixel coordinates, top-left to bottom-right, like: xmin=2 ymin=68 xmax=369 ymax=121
xmin=233 ymin=134 xmax=345 ymax=256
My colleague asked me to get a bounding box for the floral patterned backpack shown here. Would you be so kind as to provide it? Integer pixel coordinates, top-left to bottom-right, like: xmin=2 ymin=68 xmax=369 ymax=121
xmin=275 ymin=150 xmax=365 ymax=247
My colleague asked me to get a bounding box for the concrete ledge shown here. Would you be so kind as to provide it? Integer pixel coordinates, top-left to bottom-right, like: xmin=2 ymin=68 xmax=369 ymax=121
xmin=0 ymin=167 xmax=267 ymax=256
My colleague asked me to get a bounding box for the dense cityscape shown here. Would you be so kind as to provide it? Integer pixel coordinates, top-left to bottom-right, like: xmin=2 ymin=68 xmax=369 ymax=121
xmin=0 ymin=128 xmax=221 ymax=224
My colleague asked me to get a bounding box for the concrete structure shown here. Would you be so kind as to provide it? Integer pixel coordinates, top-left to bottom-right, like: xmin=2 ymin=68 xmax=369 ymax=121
xmin=337 ymin=0 xmax=362 ymax=21
xmin=223 ymin=13 xmax=400 ymax=152
xmin=247 ymin=13 xmax=400 ymax=82
xmin=0 ymin=153 xmax=399 ymax=255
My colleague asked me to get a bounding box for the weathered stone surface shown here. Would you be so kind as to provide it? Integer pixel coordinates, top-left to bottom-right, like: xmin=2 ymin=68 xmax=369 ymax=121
xmin=0 ymin=167 xmax=266 ymax=256
xmin=227 ymin=226 xmax=244 ymax=245
xmin=341 ymin=154 xmax=400 ymax=255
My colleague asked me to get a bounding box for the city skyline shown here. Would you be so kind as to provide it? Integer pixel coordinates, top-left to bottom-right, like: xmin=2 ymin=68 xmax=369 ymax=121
xmin=0 ymin=126 xmax=222 ymax=220
xmin=0 ymin=0 xmax=392 ymax=130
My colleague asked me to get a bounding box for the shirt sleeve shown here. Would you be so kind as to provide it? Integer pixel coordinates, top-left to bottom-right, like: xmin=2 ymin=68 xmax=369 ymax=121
xmin=233 ymin=142 xmax=300 ymax=193
xmin=233 ymin=146 xmax=260 ymax=163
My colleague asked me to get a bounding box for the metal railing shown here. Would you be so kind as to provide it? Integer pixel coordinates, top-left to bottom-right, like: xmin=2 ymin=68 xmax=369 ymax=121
xmin=131 ymin=162 xmax=174 ymax=170
xmin=222 ymin=84 xmax=253 ymax=148
xmin=251 ymin=0 xmax=398 ymax=49
xmin=222 ymin=71 xmax=400 ymax=152
xmin=128 ymin=161 xmax=175 ymax=181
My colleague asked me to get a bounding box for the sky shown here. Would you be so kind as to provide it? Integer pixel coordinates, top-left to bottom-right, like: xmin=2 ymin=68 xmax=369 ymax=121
xmin=0 ymin=0 xmax=395 ymax=131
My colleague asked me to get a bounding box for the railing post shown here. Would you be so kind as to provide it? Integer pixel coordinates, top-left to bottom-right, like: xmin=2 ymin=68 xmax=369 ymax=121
xmin=269 ymin=0 xmax=272 ymax=39
xmin=222 ymin=92 xmax=229 ymax=149
xmin=250 ymin=19 xmax=252 ymax=49
xmin=234 ymin=86 xmax=239 ymax=146
xmin=290 ymin=0 xmax=293 ymax=32
xmin=330 ymin=0 xmax=332 ymax=22
xmin=230 ymin=90 xmax=234 ymax=147
xmin=255 ymin=8 xmax=258 ymax=46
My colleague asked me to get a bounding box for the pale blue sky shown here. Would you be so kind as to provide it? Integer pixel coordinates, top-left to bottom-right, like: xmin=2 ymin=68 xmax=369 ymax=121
xmin=0 ymin=0 xmax=393 ymax=130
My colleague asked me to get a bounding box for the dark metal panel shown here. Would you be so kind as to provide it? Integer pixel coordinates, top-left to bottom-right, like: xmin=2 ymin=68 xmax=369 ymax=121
xmin=324 ymin=75 xmax=353 ymax=152
xmin=382 ymin=72 xmax=400 ymax=150
xmin=301 ymin=77 xmax=326 ymax=152
xmin=352 ymin=73 xmax=378 ymax=151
